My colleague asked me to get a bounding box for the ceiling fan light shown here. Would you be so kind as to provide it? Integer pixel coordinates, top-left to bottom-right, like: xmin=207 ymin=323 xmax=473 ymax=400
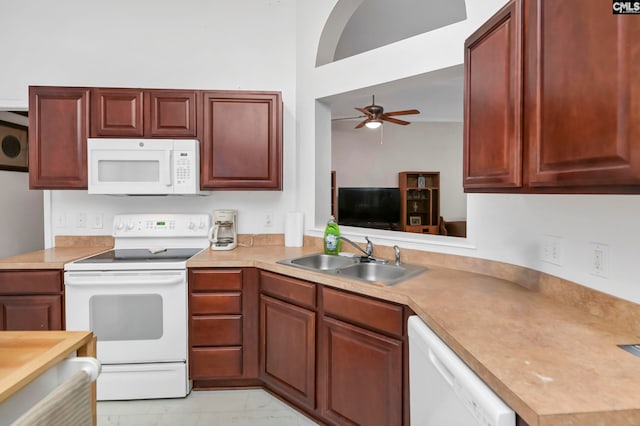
xmin=365 ymin=120 xmax=382 ymax=129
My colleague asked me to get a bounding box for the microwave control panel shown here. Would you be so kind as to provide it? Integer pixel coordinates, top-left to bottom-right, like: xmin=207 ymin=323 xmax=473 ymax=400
xmin=172 ymin=140 xmax=199 ymax=192
xmin=174 ymin=151 xmax=193 ymax=185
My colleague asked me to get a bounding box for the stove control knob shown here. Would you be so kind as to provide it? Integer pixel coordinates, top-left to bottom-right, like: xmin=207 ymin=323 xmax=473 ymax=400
xmin=126 ymin=222 xmax=135 ymax=230
xmin=199 ymin=221 xmax=206 ymax=229
xmin=115 ymin=222 xmax=125 ymax=231
xmin=188 ymin=221 xmax=196 ymax=230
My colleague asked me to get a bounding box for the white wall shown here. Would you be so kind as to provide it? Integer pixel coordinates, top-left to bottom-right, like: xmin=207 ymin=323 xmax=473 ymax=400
xmin=2 ymin=0 xmax=639 ymax=304
xmin=0 ymin=0 xmax=297 ymax=246
xmin=331 ymin=121 xmax=465 ymax=220
xmin=0 ymin=171 xmax=43 ymax=257
xmin=298 ymin=0 xmax=640 ymax=304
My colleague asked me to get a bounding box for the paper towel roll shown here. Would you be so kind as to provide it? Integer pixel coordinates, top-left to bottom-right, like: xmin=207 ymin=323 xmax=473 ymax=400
xmin=284 ymin=211 xmax=304 ymax=247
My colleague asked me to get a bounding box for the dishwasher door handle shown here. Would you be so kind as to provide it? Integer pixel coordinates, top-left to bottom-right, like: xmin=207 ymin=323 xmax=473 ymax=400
xmin=428 ymin=347 xmax=455 ymax=387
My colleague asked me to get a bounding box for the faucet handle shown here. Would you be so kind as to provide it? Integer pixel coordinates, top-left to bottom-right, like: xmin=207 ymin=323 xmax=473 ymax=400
xmin=365 ymin=236 xmax=374 ymax=256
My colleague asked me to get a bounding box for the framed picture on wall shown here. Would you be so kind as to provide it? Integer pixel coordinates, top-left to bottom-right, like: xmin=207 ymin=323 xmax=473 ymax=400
xmin=0 ymin=121 xmax=28 ymax=172
xmin=409 ymin=216 xmax=421 ymax=226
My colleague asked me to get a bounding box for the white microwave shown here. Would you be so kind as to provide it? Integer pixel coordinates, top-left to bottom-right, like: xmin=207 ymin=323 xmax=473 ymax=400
xmin=87 ymin=138 xmax=203 ymax=195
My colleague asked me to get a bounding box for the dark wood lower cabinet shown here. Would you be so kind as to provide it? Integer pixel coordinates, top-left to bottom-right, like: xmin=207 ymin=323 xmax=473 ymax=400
xmin=320 ymin=316 xmax=403 ymax=426
xmin=188 ymin=268 xmax=524 ymax=425
xmin=188 ymin=268 xmax=259 ymax=385
xmin=0 ymin=295 xmax=62 ymax=330
xmin=259 ymin=293 xmax=316 ymax=410
xmin=0 ymin=270 xmax=64 ymax=331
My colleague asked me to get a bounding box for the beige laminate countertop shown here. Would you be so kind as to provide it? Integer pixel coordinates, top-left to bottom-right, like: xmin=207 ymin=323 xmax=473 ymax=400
xmin=0 ymin=247 xmax=109 ymax=270
xmin=188 ymin=245 xmax=640 ymax=426
xmin=2 ymin=244 xmax=639 ymax=425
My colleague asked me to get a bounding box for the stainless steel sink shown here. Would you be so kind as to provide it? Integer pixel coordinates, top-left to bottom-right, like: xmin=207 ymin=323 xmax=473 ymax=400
xmin=336 ymin=262 xmax=406 ymax=281
xmin=286 ymin=253 xmax=358 ymax=270
xmin=278 ymin=253 xmax=427 ymax=286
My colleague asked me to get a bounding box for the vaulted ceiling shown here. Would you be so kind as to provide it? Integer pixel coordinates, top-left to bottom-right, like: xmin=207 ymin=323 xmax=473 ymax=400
xmin=327 ymin=0 xmax=467 ymax=123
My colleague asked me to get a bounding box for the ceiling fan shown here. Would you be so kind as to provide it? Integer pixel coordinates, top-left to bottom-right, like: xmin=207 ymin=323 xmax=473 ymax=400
xmin=333 ymin=95 xmax=420 ymax=129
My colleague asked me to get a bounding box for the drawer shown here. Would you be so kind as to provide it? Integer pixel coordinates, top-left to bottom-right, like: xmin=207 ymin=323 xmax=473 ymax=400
xmin=190 ymin=347 xmax=243 ymax=378
xmin=190 ymin=269 xmax=242 ymax=291
xmin=260 ymin=271 xmax=316 ymax=309
xmin=322 ymin=287 xmax=404 ymax=337
xmin=191 ymin=292 xmax=242 ymax=315
xmin=191 ymin=315 xmax=242 ymax=346
xmin=0 ymin=270 xmax=62 ymax=295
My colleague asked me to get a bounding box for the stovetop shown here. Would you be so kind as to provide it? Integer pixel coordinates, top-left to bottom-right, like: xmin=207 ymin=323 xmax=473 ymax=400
xmin=65 ymin=214 xmax=211 ymax=271
xmin=74 ymin=248 xmax=204 ymax=264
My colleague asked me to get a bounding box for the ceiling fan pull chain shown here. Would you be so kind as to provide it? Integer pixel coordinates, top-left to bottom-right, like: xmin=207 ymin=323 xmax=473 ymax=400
xmin=380 ymin=124 xmax=384 ymax=145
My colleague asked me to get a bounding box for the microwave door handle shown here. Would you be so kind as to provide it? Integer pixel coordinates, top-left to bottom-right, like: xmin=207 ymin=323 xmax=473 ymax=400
xmin=162 ymin=150 xmax=172 ymax=186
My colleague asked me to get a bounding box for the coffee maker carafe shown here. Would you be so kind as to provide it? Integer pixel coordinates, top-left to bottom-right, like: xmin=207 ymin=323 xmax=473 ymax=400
xmin=209 ymin=210 xmax=238 ymax=250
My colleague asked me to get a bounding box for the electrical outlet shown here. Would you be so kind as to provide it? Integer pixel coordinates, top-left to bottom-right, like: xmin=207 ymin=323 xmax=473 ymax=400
xmin=541 ymin=235 xmax=564 ymax=266
xmin=589 ymin=242 xmax=609 ymax=277
xmin=76 ymin=212 xmax=87 ymax=228
xmin=54 ymin=213 xmax=66 ymax=228
xmin=91 ymin=213 xmax=104 ymax=229
xmin=264 ymin=211 xmax=273 ymax=228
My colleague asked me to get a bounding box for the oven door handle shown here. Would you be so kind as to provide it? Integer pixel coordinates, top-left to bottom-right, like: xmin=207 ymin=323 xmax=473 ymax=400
xmin=65 ymin=275 xmax=184 ymax=287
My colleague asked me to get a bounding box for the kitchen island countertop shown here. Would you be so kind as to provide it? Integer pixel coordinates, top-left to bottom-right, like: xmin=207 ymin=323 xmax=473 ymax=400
xmin=0 ymin=331 xmax=96 ymax=403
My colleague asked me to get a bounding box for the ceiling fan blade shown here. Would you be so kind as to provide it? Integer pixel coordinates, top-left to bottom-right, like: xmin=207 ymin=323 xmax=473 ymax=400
xmin=384 ymin=109 xmax=420 ymax=116
xmin=381 ymin=116 xmax=410 ymax=125
xmin=332 ymin=115 xmax=367 ymax=121
xmin=355 ymin=119 xmax=369 ymax=129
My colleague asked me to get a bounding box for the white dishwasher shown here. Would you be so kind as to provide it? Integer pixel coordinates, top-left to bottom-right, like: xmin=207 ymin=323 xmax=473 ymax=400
xmin=408 ymin=316 xmax=515 ymax=426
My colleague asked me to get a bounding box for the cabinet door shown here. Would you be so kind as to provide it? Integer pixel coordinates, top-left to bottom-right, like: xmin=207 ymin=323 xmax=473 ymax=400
xmin=463 ymin=0 xmax=522 ymax=190
xmin=201 ymin=91 xmax=282 ymax=189
xmin=146 ymin=90 xmax=197 ymax=137
xmin=526 ymin=0 xmax=640 ymax=188
xmin=29 ymin=86 xmax=90 ymax=189
xmin=91 ymin=88 xmax=144 ymax=137
xmin=260 ymin=294 xmax=315 ymax=410
xmin=0 ymin=295 xmax=62 ymax=330
xmin=320 ymin=317 xmax=403 ymax=426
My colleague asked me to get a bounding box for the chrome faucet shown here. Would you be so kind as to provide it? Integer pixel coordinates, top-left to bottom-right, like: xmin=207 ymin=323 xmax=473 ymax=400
xmin=393 ymin=245 xmax=401 ymax=265
xmin=338 ymin=236 xmax=375 ymax=259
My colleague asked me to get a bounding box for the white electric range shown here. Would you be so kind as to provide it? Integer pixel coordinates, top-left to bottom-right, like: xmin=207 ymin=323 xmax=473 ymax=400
xmin=64 ymin=213 xmax=210 ymax=401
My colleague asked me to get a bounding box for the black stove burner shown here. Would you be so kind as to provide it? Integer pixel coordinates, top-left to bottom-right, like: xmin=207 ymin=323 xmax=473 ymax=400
xmin=75 ymin=248 xmax=203 ymax=264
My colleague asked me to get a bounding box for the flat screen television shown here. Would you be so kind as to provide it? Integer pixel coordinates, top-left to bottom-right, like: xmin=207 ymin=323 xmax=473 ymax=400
xmin=337 ymin=187 xmax=401 ymax=230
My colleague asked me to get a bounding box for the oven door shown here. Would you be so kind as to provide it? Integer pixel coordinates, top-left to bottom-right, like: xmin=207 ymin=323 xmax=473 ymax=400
xmin=64 ymin=270 xmax=187 ymax=364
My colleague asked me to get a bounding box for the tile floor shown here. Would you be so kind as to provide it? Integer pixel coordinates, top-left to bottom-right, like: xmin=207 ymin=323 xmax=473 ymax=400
xmin=97 ymin=389 xmax=319 ymax=426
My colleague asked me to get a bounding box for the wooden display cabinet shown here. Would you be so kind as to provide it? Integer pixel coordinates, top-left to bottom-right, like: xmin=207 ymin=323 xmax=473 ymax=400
xmin=399 ymin=171 xmax=440 ymax=234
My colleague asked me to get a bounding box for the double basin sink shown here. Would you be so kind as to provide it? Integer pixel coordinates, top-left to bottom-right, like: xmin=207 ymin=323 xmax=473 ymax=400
xmin=278 ymin=253 xmax=427 ymax=286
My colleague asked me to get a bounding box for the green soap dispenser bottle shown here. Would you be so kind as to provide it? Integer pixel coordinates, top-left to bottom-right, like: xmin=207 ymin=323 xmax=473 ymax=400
xmin=324 ymin=216 xmax=341 ymax=255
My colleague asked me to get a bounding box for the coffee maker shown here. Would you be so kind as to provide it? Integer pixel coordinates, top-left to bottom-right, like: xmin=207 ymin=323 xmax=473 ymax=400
xmin=209 ymin=210 xmax=238 ymax=250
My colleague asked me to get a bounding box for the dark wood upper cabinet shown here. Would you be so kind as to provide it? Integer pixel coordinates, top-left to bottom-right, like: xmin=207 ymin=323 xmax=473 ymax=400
xmin=525 ymin=0 xmax=640 ymax=188
xmin=464 ymin=0 xmax=522 ymax=189
xmin=146 ymin=90 xmax=197 ymax=137
xmin=201 ymin=91 xmax=282 ymax=190
xmin=91 ymin=88 xmax=144 ymax=137
xmin=29 ymin=86 xmax=90 ymax=189
xmin=465 ymin=0 xmax=640 ymax=193
xmin=92 ymin=88 xmax=197 ymax=138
